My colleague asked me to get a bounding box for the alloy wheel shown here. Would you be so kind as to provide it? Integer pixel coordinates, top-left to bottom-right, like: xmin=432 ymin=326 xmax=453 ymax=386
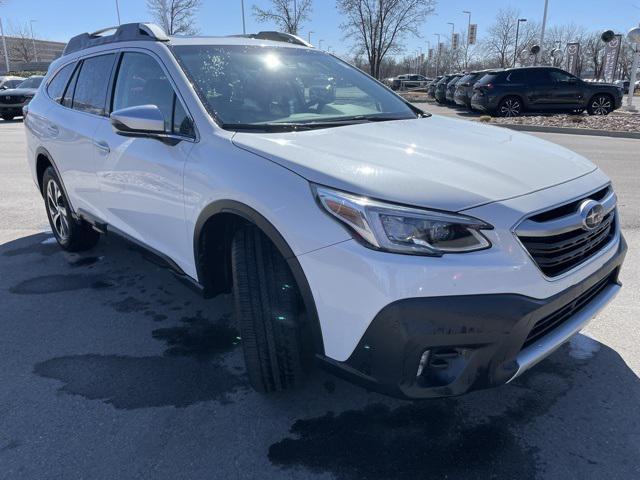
xmin=591 ymin=96 xmax=611 ymax=115
xmin=46 ymin=179 xmax=70 ymax=241
xmin=500 ymin=98 xmax=521 ymax=117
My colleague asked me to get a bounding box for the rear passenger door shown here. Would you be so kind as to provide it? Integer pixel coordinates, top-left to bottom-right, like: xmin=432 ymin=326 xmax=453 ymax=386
xmin=93 ymin=50 xmax=196 ymax=269
xmin=525 ymin=69 xmax=555 ymax=110
xmin=41 ymin=54 xmax=117 ymax=220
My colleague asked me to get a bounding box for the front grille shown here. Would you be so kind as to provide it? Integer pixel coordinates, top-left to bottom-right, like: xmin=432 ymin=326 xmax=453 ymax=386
xmin=516 ymin=186 xmax=617 ymax=277
xmin=523 ymin=272 xmax=614 ymax=349
xmin=519 ymin=211 xmax=616 ymax=277
xmin=0 ymin=95 xmax=24 ymax=104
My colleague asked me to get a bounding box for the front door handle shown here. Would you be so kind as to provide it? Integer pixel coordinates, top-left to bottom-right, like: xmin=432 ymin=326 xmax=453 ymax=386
xmin=94 ymin=140 xmax=111 ymax=155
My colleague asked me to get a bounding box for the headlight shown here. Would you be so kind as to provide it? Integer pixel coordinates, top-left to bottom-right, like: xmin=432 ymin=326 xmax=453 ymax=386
xmin=314 ymin=185 xmax=492 ymax=256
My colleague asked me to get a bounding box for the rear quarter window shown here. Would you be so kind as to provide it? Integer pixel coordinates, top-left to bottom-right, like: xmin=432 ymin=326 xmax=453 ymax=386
xmin=475 ymin=72 xmax=503 ymax=85
xmin=46 ymin=63 xmax=76 ymax=103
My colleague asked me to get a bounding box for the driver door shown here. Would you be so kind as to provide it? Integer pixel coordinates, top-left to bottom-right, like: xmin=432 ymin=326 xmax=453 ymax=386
xmin=93 ymin=50 xmax=197 ymax=269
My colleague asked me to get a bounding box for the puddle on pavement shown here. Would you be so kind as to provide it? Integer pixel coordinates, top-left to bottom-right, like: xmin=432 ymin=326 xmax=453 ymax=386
xmin=568 ymin=334 xmax=601 ymax=360
xmin=9 ymin=274 xmax=115 ymax=294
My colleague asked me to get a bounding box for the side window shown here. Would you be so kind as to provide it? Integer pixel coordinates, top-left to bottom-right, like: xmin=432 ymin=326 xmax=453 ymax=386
xmin=172 ymin=97 xmax=195 ymax=137
xmin=47 ymin=62 xmax=76 ymax=103
xmin=528 ymin=69 xmax=552 ymax=85
xmin=62 ymin=64 xmax=80 ymax=108
xmin=113 ymin=52 xmax=174 ymax=131
xmin=73 ymin=54 xmax=116 ymax=115
xmin=550 ymin=70 xmax=575 ymax=84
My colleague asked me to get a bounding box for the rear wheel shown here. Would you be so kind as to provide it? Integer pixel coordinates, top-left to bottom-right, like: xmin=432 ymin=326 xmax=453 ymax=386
xmin=2 ymin=114 xmax=14 ymax=121
xmin=587 ymin=94 xmax=613 ymax=115
xmin=42 ymin=167 xmax=100 ymax=252
xmin=496 ymin=96 xmax=523 ymax=117
xmin=231 ymin=226 xmax=304 ymax=393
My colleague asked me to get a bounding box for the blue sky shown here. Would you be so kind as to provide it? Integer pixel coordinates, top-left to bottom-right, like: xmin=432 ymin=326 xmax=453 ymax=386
xmin=1 ymin=0 xmax=637 ymax=56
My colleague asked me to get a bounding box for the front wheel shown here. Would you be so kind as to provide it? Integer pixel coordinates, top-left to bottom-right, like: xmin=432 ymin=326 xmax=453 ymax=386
xmin=231 ymin=226 xmax=304 ymax=393
xmin=496 ymin=96 xmax=523 ymax=117
xmin=587 ymin=94 xmax=613 ymax=115
xmin=42 ymin=167 xmax=100 ymax=252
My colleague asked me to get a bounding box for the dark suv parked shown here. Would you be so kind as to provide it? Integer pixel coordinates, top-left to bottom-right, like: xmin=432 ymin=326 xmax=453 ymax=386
xmin=454 ymin=70 xmax=495 ymax=108
xmin=445 ymin=74 xmax=464 ymax=103
xmin=434 ymin=74 xmax=456 ymax=103
xmin=427 ymin=76 xmax=442 ymax=98
xmin=470 ymin=67 xmax=623 ymax=116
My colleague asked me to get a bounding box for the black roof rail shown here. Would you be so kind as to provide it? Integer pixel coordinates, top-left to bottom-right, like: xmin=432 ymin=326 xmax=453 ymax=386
xmin=230 ymin=31 xmax=313 ymax=47
xmin=63 ymin=22 xmax=170 ymax=56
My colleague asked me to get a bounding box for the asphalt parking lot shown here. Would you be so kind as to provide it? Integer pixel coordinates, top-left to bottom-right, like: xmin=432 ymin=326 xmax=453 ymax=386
xmin=1 ymin=119 xmax=639 ymax=480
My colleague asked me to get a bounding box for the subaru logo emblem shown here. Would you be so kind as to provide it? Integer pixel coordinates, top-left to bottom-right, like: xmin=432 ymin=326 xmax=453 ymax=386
xmin=579 ymin=200 xmax=605 ymax=230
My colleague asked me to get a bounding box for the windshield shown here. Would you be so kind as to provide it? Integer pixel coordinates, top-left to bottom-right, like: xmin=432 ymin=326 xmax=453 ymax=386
xmin=17 ymin=77 xmax=43 ymax=89
xmin=172 ymin=45 xmax=417 ymax=129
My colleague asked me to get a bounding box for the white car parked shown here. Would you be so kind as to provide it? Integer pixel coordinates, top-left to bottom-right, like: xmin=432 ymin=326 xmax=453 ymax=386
xmin=24 ymin=23 xmax=626 ymax=398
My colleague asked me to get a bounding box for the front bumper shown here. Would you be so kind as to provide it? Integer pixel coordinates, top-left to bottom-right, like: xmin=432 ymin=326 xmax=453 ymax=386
xmin=0 ymin=106 xmax=24 ymax=116
xmin=318 ymin=236 xmax=626 ymax=399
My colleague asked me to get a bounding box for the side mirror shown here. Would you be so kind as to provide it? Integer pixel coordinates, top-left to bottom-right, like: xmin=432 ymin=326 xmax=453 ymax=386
xmin=110 ymin=105 xmax=165 ymax=135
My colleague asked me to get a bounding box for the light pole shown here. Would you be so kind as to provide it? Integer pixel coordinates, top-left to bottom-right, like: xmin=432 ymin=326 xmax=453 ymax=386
xmin=115 ymin=0 xmax=121 ymax=25
xmin=293 ymin=0 xmax=297 ymax=35
xmin=513 ymin=18 xmax=527 ymax=67
xmin=308 ymin=31 xmax=314 ymax=44
xmin=626 ymin=26 xmax=640 ymax=111
xmin=241 ymin=0 xmax=246 ymax=34
xmin=447 ymin=22 xmax=455 ymax=46
xmin=0 ymin=17 xmax=10 ymax=73
xmin=318 ymin=39 xmax=324 ymax=50
xmin=462 ymin=10 xmax=471 ymax=69
xmin=433 ymin=33 xmax=441 ymax=76
xmin=536 ymin=0 xmax=549 ymax=65
xmin=30 ymin=20 xmax=38 ymax=63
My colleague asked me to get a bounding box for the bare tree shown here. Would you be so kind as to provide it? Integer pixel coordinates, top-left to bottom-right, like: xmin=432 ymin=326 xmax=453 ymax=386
xmin=483 ymin=8 xmax=539 ymax=68
xmin=253 ymin=0 xmax=313 ymax=35
xmin=146 ymin=0 xmax=202 ymax=35
xmin=338 ymin=0 xmax=436 ymax=79
xmin=8 ymin=21 xmax=34 ymax=63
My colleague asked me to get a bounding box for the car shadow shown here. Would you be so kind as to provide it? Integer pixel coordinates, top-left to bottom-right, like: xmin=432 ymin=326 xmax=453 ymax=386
xmin=1 ymin=232 xmax=639 ymax=478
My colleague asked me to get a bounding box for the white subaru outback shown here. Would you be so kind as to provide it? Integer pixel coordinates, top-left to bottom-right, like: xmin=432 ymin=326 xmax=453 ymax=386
xmin=24 ymin=23 xmax=626 ymax=399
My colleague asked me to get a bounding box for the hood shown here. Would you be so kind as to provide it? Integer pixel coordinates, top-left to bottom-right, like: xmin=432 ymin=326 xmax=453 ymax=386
xmin=1 ymin=87 xmax=37 ymax=96
xmin=232 ymin=115 xmax=596 ymax=212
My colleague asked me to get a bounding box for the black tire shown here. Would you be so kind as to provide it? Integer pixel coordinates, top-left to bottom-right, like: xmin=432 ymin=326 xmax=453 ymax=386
xmin=42 ymin=167 xmax=100 ymax=252
xmin=231 ymin=226 xmax=303 ymax=393
xmin=587 ymin=94 xmax=613 ymax=115
xmin=496 ymin=96 xmax=523 ymax=117
xmin=2 ymin=115 xmax=14 ymax=121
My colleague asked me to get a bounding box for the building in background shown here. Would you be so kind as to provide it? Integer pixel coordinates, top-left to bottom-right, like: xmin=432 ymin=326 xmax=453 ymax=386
xmin=1 ymin=36 xmax=66 ymax=73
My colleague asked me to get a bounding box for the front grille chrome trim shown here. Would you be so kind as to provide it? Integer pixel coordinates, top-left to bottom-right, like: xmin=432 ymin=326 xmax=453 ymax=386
xmin=515 ymin=188 xmax=616 ymax=238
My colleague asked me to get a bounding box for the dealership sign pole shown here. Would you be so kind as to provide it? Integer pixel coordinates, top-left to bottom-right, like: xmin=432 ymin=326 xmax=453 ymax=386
xmin=627 ymin=26 xmax=640 ymax=110
xmin=565 ymin=42 xmax=580 ymax=76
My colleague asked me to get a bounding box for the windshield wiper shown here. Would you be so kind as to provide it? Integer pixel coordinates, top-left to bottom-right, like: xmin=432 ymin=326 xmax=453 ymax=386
xmin=223 ymin=120 xmax=372 ymax=132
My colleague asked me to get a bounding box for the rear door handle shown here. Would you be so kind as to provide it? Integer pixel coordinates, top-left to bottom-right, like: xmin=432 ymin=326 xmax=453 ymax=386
xmin=94 ymin=140 xmax=111 ymax=155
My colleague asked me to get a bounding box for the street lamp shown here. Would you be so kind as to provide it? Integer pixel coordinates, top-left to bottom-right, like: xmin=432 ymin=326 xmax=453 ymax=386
xmin=513 ymin=18 xmax=527 ymax=67
xmin=447 ymin=22 xmax=455 ymax=46
xmin=318 ymin=39 xmax=324 ymax=50
xmin=115 ymin=0 xmax=121 ymax=25
xmin=626 ymin=26 xmax=640 ymax=111
xmin=536 ymin=0 xmax=549 ymax=65
xmin=29 ymin=20 xmax=38 ymax=63
xmin=433 ymin=33 xmax=441 ymax=76
xmin=308 ymin=31 xmax=314 ymax=44
xmin=462 ymin=10 xmax=471 ymax=69
xmin=241 ymin=0 xmax=246 ymax=34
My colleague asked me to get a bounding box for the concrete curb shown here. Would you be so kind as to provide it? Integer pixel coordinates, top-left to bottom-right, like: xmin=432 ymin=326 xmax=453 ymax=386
xmin=494 ymin=123 xmax=640 ymax=140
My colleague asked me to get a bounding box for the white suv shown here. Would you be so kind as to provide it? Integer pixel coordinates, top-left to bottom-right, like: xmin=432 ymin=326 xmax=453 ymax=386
xmin=25 ymin=23 xmax=626 ymax=398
